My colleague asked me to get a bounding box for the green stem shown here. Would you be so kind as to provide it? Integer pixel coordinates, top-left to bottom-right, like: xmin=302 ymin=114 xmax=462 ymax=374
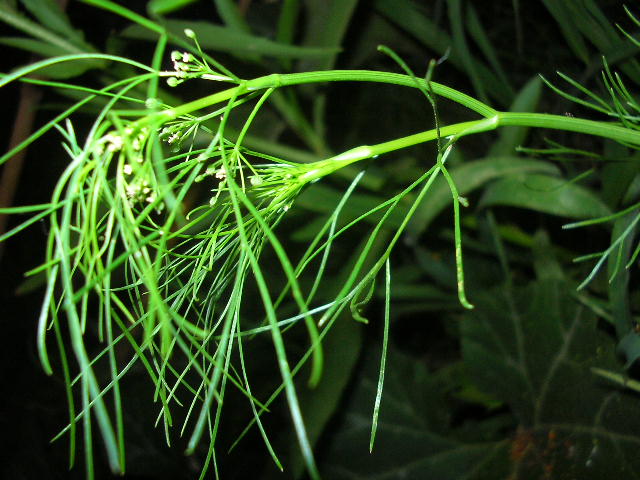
xmin=139 ymin=69 xmax=640 ymax=158
xmin=299 ymin=117 xmax=499 ymax=182
xmin=305 ymin=111 xmax=640 ymax=180
xmin=498 ymin=111 xmax=640 ymax=145
xmin=140 ymin=70 xmax=497 ymax=127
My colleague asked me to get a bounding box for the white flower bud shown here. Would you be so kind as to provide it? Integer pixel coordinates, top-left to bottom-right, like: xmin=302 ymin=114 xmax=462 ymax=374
xmin=250 ymin=176 xmax=263 ymax=186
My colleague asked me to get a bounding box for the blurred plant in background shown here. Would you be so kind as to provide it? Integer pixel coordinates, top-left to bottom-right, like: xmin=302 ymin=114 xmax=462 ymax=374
xmin=3 ymin=1 xmax=640 ymax=479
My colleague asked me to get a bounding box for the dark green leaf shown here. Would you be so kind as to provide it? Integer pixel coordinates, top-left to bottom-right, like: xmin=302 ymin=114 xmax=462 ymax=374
xmin=147 ymin=0 xmax=198 ymax=15
xmin=479 ymin=173 xmax=611 ymax=219
xmin=0 ymin=36 xmax=67 ymax=57
xmin=465 ymin=3 xmax=514 ymax=99
xmin=0 ymin=3 xmax=88 ymax=54
xmin=123 ymin=20 xmax=340 ymax=59
xmin=408 ymin=157 xmax=560 ymax=237
xmin=22 ymin=0 xmax=83 ymax=40
xmin=298 ymin=0 xmax=359 ymax=71
xmin=461 ymin=279 xmax=640 ymax=478
xmin=540 ymin=0 xmax=590 ymax=63
xmin=292 ymin=317 xmax=363 ymax=478
xmin=296 ymin=183 xmax=408 ymax=230
xmin=374 ymin=0 xmax=513 ymax=106
xmin=0 ymin=37 xmax=104 ymax=77
xmin=608 ymin=212 xmax=638 ymax=345
xmin=319 ymin=346 xmax=509 ymax=479
xmin=600 ymin=145 xmax=640 ymax=208
xmin=488 ymin=77 xmax=542 ymax=157
xmin=447 ymin=0 xmax=488 ymax=104
xmin=212 ymin=0 xmax=250 ymax=33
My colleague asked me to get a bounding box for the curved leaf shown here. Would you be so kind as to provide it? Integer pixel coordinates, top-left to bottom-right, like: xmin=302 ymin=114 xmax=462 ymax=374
xmin=479 ymin=173 xmax=611 ymax=219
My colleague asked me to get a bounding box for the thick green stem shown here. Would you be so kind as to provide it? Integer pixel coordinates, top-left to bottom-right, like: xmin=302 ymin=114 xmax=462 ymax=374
xmin=498 ymin=112 xmax=640 ymax=146
xmin=306 ymin=110 xmax=640 ymax=177
xmin=300 ymin=117 xmax=499 ymax=182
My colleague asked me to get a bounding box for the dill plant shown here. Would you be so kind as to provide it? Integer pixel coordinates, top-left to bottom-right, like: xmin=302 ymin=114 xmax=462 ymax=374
xmin=4 ymin=3 xmax=640 ymax=479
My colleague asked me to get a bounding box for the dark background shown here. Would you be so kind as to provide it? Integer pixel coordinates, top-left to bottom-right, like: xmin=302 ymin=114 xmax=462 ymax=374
xmin=1 ymin=1 xmax=638 ymax=479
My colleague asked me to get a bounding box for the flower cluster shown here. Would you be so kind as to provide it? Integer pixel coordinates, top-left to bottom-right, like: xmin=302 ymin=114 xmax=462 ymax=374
xmin=91 ymin=123 xmax=165 ymax=211
xmin=166 ymin=50 xmax=233 ymax=87
xmin=158 ymin=122 xmax=195 ymax=152
xmin=125 ymin=176 xmax=157 ymax=206
xmin=94 ymin=126 xmax=149 ymax=157
xmin=194 ymin=150 xmax=326 ymax=219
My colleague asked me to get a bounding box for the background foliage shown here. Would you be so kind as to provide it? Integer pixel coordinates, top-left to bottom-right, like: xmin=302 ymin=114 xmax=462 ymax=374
xmin=3 ymin=0 xmax=640 ymax=479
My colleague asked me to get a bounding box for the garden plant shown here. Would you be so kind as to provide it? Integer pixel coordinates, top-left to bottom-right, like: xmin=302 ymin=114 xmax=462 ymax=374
xmin=3 ymin=0 xmax=640 ymax=479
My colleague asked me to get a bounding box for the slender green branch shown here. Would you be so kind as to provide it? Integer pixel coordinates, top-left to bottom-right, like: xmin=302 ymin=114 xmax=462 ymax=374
xmin=141 ymin=70 xmax=497 ymax=126
xmin=140 ymin=69 xmax=640 ymax=160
